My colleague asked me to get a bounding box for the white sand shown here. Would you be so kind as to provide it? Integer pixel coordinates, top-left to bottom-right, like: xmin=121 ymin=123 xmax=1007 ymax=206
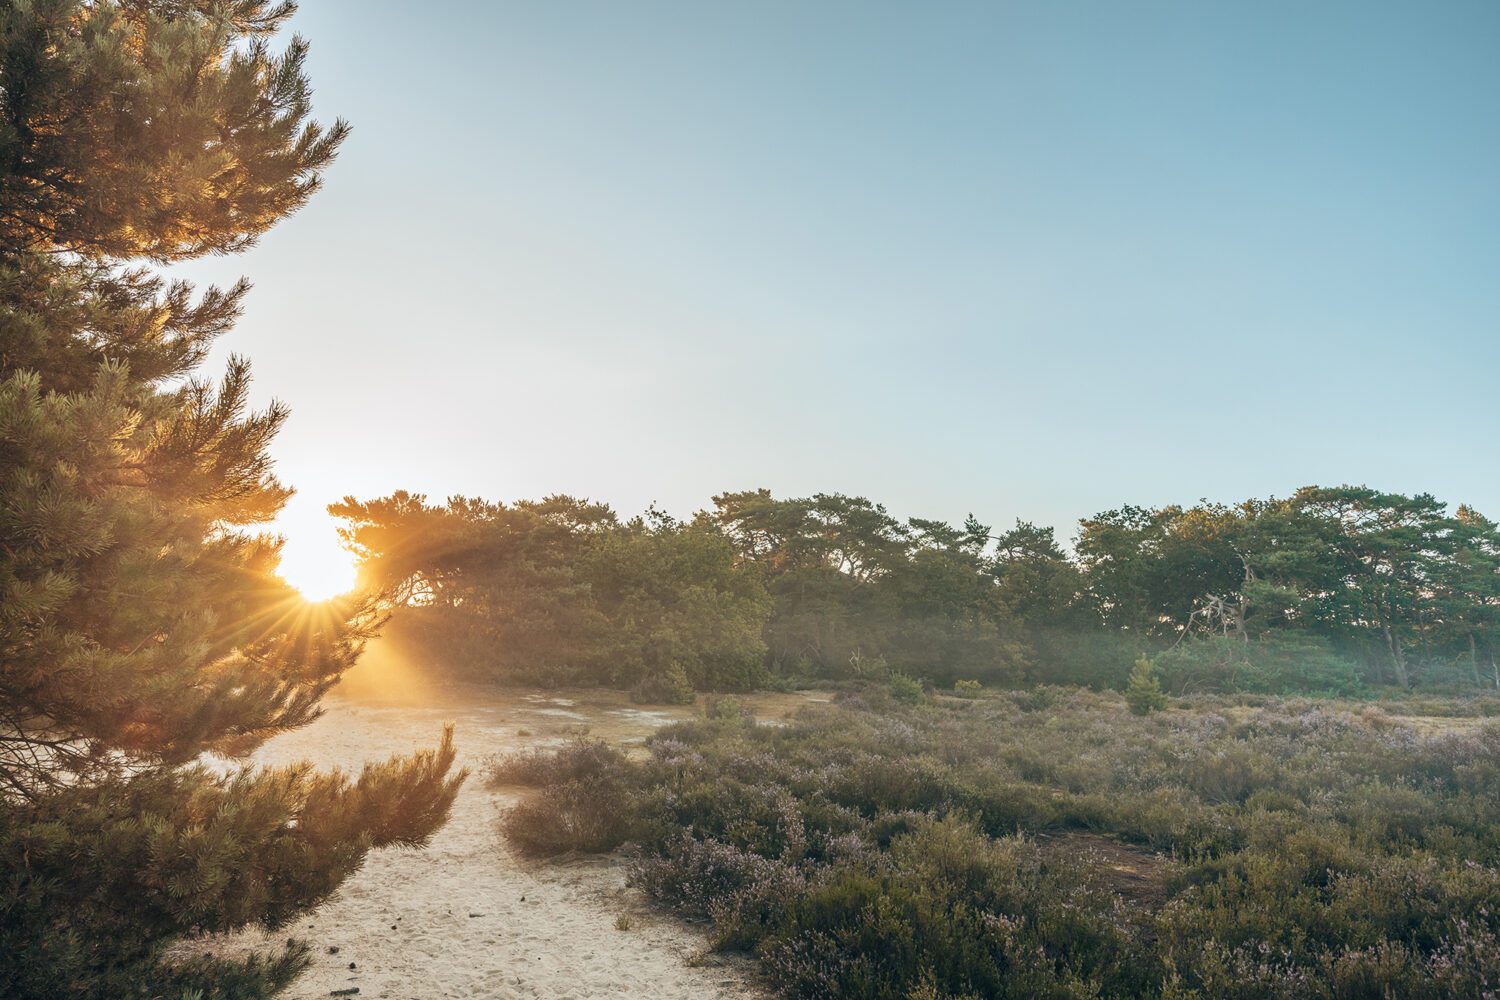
xmin=181 ymin=675 xmax=825 ymax=999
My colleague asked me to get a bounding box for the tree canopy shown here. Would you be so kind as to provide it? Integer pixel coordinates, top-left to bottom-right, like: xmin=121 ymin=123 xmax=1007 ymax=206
xmin=336 ymin=484 xmax=1500 ymax=697
xmin=332 ymin=492 xmax=772 ymax=697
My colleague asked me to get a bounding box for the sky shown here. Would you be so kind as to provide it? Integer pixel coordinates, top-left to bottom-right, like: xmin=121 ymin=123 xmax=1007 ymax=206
xmin=174 ymin=1 xmax=1500 ymax=588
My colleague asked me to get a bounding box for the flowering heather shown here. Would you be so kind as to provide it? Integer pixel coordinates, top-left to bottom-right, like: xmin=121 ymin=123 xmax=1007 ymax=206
xmin=497 ymin=688 xmax=1500 ymax=998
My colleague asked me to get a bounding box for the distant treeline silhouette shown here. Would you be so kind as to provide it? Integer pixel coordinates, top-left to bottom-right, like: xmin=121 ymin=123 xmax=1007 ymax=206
xmin=334 ymin=485 xmax=1500 ymax=696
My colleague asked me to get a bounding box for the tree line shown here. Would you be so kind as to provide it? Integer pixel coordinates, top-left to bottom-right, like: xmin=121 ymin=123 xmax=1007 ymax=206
xmin=335 ymin=484 xmax=1500 ymax=697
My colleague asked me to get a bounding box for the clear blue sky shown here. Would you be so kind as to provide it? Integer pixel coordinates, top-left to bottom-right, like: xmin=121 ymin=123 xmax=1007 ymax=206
xmin=178 ymin=0 xmax=1500 ymax=572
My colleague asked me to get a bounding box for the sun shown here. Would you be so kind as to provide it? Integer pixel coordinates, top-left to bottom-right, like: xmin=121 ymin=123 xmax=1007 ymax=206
xmin=276 ymin=517 xmax=359 ymax=603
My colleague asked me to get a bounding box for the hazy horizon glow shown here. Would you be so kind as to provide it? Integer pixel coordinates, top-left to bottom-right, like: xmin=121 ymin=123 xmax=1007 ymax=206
xmin=170 ymin=1 xmax=1500 ymax=579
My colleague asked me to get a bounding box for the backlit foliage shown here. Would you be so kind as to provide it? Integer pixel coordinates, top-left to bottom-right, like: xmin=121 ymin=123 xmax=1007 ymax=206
xmin=0 ymin=5 xmax=462 ymax=997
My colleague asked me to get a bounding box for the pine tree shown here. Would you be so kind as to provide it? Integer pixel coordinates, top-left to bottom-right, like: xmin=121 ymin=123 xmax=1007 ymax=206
xmin=0 ymin=3 xmax=464 ymax=996
xmin=1124 ymin=656 xmax=1167 ymax=715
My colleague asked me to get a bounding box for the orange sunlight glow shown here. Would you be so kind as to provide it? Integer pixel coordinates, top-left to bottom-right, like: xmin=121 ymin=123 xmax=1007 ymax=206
xmin=277 ymin=518 xmax=359 ymax=603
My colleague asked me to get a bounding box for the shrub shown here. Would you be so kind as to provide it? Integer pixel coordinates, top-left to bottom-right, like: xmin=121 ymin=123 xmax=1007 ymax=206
xmin=630 ymin=834 xmax=810 ymax=949
xmin=488 ymin=737 xmax=629 ymax=787
xmin=493 ymin=740 xmax=640 ymax=855
xmin=1155 ymin=634 xmax=1364 ymax=697
xmin=500 ymin=688 xmax=1500 ymax=997
xmin=1028 ymin=627 xmax=1146 ymax=689
xmin=953 ymin=679 xmax=983 ymax=698
xmin=1126 ymin=657 xmax=1168 ymax=715
xmin=704 ymin=695 xmax=751 ymax=723
xmin=888 ymin=672 xmax=925 ymax=704
xmin=632 ymin=835 xmax=786 ymax=918
xmin=1181 ymin=747 xmax=1280 ymax=804
xmin=759 ymin=816 xmax=1143 ymax=999
xmin=502 ymin=775 xmax=636 ymax=856
xmin=631 ymin=663 xmax=697 ymax=705
xmin=643 ymin=777 xmax=808 ymax=860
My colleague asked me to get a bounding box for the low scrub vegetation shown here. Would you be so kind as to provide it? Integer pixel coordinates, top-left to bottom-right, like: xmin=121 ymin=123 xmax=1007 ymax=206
xmin=490 ymin=737 xmax=636 ymax=856
xmin=494 ymin=688 xmax=1500 ymax=998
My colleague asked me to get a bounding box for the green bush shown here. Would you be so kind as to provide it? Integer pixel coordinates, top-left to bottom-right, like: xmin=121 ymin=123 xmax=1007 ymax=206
xmin=630 ymin=663 xmax=697 ymax=705
xmin=1027 ymin=627 xmax=1147 ymax=689
xmin=1125 ymin=657 xmax=1168 ymax=715
xmin=953 ymin=679 xmax=983 ymax=698
xmin=1155 ymin=634 xmax=1365 ymax=696
xmin=704 ymin=694 xmax=751 ymax=722
xmin=888 ymin=672 xmax=926 ymax=704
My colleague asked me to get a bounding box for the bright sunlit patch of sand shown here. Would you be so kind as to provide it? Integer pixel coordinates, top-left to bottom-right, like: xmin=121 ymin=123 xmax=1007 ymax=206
xmin=275 ymin=512 xmax=359 ymax=602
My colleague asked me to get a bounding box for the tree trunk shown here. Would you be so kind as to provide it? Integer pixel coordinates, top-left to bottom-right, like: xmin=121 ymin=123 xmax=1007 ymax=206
xmin=1384 ymin=625 xmax=1410 ymax=688
xmin=1235 ymin=556 xmax=1252 ymax=641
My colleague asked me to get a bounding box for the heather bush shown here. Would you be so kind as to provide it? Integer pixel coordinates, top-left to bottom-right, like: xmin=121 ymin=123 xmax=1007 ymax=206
xmin=498 ymin=687 xmax=1500 ymax=997
xmin=488 ymin=737 xmax=630 ymax=787
xmin=490 ymin=739 xmax=640 ymax=855
xmin=503 ymin=776 xmax=637 ymax=856
xmin=758 ymin=815 xmax=1147 ymax=999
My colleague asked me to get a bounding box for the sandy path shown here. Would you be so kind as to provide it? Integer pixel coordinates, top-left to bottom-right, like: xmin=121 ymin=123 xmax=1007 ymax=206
xmin=188 ymin=686 xmax=821 ymax=999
